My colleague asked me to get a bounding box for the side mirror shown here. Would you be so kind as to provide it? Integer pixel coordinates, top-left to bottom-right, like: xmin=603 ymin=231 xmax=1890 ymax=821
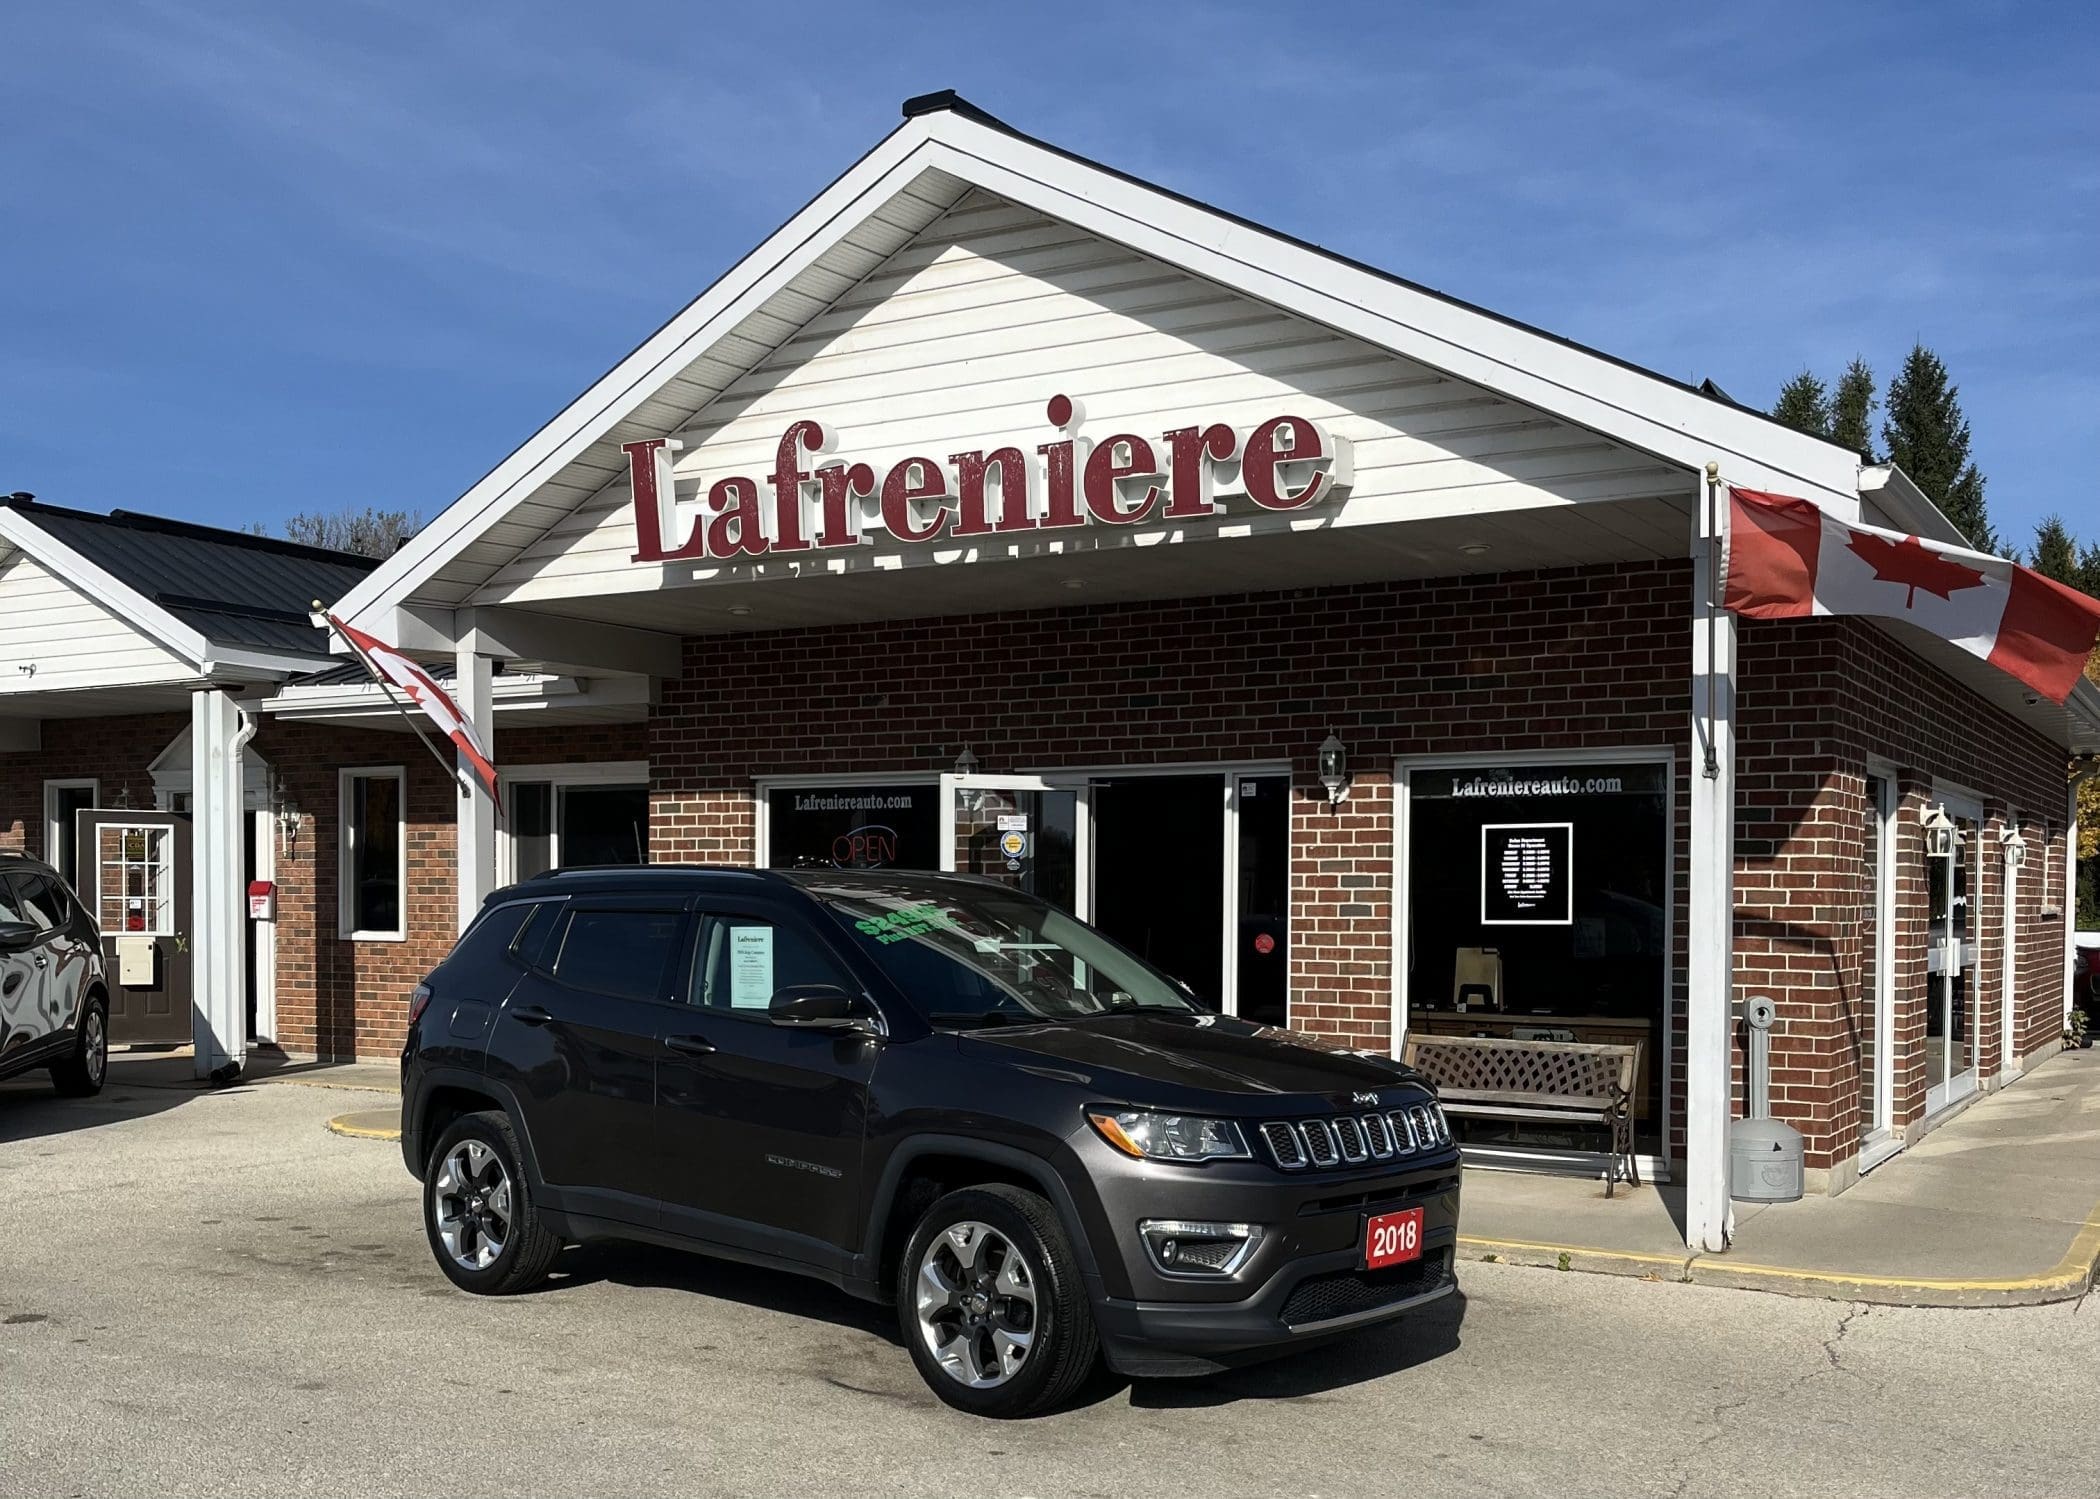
xmin=0 ymin=920 xmax=39 ymax=953
xmin=768 ymin=983 xmax=880 ymax=1034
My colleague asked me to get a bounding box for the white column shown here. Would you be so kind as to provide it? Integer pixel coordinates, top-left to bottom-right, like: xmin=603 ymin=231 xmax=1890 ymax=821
xmin=455 ymin=643 xmax=497 ymax=932
xmin=1685 ymin=465 xmax=1736 ymax=1252
xmin=190 ymin=688 xmax=251 ymax=1079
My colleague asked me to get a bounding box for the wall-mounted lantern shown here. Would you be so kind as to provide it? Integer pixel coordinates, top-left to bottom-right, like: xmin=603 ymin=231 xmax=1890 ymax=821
xmin=954 ymin=746 xmax=981 ymax=815
xmin=275 ymin=775 xmax=303 ymax=860
xmin=1921 ymin=803 xmax=1962 ymax=859
xmin=1318 ymin=730 xmax=1350 ymax=806
xmin=1999 ymin=826 xmax=2028 ymax=870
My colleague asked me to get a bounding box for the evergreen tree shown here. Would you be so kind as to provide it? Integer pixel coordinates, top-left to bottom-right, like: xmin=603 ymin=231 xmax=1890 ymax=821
xmin=1771 ymin=370 xmax=1832 ymax=438
xmin=2079 ymin=540 xmax=2100 ymax=599
xmin=2030 ymin=515 xmax=2079 ymax=584
xmin=1830 ymin=358 xmax=1877 ymax=462
xmin=1883 ymin=343 xmax=1995 ymax=553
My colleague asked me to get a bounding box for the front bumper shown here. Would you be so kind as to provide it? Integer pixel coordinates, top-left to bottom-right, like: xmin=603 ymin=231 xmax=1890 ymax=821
xmin=1083 ymin=1149 xmax=1463 ymax=1377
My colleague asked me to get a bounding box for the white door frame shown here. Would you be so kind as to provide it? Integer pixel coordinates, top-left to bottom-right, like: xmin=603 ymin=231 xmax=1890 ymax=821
xmin=496 ymin=760 xmax=650 ymax=883
xmin=251 ymin=805 xmax=277 ymax=1043
xmin=937 ymin=772 xmax=1093 ymax=921
xmin=1999 ymin=809 xmax=2022 ymax=1084
xmin=1393 ymin=744 xmax=1677 ymax=1183
xmin=1858 ymin=765 xmax=1902 ymax=1173
xmin=42 ymin=777 xmax=97 ymax=885
xmin=1927 ymin=785 xmax=1985 ymax=1115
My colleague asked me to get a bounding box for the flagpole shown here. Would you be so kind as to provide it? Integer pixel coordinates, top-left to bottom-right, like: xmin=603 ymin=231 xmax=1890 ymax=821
xmin=310 ymin=601 xmax=474 ymax=794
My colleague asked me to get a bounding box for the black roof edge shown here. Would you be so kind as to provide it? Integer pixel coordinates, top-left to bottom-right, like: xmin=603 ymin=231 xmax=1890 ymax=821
xmin=901 ymin=89 xmax=1007 ymax=129
xmin=903 ymin=92 xmax=1843 ymax=448
xmin=0 ymin=495 xmax=380 ymax=570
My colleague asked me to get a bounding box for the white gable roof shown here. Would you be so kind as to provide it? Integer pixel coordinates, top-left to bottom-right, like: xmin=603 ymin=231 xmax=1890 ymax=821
xmin=336 ymin=93 xmax=1874 ymax=640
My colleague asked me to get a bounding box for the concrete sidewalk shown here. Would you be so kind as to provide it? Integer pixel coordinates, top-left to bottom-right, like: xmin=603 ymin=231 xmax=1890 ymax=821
xmin=60 ymin=1046 xmax=400 ymax=1096
xmin=1459 ymin=1047 xmax=2100 ymax=1306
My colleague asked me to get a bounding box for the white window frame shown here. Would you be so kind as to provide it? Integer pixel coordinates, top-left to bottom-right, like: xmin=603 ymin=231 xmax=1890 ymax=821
xmin=339 ymin=766 xmax=408 ymax=942
xmin=497 ymin=761 xmax=650 ymax=883
xmin=1393 ymin=744 xmax=1677 ymax=1184
xmin=42 ymin=778 xmax=97 ymax=886
xmin=752 ymin=770 xmax=940 ymax=871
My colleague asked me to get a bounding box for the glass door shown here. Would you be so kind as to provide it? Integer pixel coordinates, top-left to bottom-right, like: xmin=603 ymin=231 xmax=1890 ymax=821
xmin=939 ymin=773 xmax=1088 ymax=917
xmin=1926 ymin=798 xmax=1982 ymax=1113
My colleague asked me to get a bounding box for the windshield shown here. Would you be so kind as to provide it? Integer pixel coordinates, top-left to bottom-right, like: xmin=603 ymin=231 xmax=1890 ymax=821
xmin=808 ymin=878 xmax=1200 ymax=1029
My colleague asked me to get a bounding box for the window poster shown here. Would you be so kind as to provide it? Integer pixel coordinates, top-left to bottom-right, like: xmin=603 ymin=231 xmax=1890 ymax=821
xmin=728 ymin=924 xmax=776 ymax=1008
xmin=1481 ymin=822 xmax=1573 ymax=926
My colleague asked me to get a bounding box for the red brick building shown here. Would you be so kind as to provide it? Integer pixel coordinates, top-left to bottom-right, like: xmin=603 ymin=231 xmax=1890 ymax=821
xmin=5 ymin=94 xmax=2093 ymax=1253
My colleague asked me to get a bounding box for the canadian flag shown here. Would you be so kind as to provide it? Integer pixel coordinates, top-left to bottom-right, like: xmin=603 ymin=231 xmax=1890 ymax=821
xmin=1725 ymin=488 xmax=2100 ymax=705
xmin=328 ymin=613 xmax=501 ymax=809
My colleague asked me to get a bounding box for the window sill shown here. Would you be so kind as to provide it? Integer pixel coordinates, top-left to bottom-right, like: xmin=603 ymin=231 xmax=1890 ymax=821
xmin=342 ymin=929 xmax=409 ymax=944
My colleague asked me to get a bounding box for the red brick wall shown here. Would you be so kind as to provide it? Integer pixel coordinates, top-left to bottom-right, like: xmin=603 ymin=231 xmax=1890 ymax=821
xmin=1733 ymin=618 xmax=2069 ymax=1167
xmin=0 ymin=713 xmax=187 ymax=855
xmin=649 ymin=561 xmax=1696 ymax=1057
xmin=0 ymin=714 xmax=644 ymax=1061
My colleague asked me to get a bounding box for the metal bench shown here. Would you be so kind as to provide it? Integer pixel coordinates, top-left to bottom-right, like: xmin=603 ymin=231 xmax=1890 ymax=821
xmin=1401 ymin=1034 xmax=1641 ymax=1195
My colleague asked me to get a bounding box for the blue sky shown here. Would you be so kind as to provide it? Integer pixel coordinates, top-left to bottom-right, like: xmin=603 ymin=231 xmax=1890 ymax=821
xmin=3 ymin=2 xmax=2094 ymax=552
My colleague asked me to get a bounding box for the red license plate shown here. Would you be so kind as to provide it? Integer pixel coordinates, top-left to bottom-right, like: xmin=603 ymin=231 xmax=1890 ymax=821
xmin=1364 ymin=1207 xmax=1425 ymax=1270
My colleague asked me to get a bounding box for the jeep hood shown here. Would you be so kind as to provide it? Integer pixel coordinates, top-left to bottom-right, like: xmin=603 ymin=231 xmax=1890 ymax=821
xmin=955 ymin=1011 xmax=1424 ymax=1103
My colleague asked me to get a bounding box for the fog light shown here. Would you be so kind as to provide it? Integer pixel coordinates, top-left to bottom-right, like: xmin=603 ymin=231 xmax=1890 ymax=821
xmin=1139 ymin=1219 xmax=1264 ymax=1277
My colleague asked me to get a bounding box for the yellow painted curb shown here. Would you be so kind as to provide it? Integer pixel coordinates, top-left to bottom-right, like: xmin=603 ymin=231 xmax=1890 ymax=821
xmin=325 ymin=1111 xmax=402 ymax=1142
xmin=1458 ymin=1198 xmax=2100 ymax=1307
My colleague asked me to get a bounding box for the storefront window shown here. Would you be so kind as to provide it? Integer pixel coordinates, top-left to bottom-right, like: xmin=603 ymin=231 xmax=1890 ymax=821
xmin=339 ymin=767 xmax=405 ymax=940
xmin=766 ymin=784 xmax=939 ymax=872
xmin=1406 ymin=761 xmax=1669 ymax=1151
xmin=506 ymin=778 xmax=648 ymax=881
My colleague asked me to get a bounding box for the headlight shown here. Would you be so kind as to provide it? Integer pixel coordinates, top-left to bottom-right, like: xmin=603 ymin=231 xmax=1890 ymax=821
xmin=1086 ymin=1109 xmax=1250 ymax=1163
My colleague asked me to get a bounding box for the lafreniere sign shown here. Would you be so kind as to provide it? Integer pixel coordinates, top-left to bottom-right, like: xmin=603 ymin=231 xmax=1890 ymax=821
xmin=623 ymin=394 xmax=1353 ymax=563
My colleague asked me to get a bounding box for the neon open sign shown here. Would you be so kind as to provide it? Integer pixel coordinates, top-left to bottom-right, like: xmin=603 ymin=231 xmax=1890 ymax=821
xmin=623 ymin=394 xmax=1353 ymax=563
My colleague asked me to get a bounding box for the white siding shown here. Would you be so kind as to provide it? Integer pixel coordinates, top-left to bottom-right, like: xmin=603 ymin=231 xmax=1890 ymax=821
xmin=0 ymin=549 xmax=195 ymax=693
xmin=477 ymin=190 xmax=1685 ymax=607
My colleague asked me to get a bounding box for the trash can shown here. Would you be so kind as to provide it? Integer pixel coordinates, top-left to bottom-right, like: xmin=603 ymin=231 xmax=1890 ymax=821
xmin=1729 ymin=1116 xmax=1805 ymax=1203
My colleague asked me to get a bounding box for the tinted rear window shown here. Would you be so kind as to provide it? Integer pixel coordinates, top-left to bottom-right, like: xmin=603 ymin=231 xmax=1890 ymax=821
xmin=552 ymin=909 xmax=683 ymax=1001
xmin=450 ymin=901 xmax=539 ymax=969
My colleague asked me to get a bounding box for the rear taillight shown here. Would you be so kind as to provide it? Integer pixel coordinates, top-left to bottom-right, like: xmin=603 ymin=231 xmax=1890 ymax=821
xmin=407 ymin=983 xmax=434 ymax=1027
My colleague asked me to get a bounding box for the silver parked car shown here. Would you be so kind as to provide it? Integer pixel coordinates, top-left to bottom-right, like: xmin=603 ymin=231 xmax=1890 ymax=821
xmin=0 ymin=852 xmax=109 ymax=1095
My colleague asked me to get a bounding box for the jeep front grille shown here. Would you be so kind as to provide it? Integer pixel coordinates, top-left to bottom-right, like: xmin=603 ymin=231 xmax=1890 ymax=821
xmin=1259 ymin=1103 xmax=1450 ymax=1171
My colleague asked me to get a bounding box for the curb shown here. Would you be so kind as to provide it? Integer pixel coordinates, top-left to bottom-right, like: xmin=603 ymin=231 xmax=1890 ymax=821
xmin=261 ymin=1074 xmax=401 ymax=1097
xmin=324 ymin=1110 xmax=402 ymax=1142
xmin=1458 ymin=1205 xmax=2100 ymax=1308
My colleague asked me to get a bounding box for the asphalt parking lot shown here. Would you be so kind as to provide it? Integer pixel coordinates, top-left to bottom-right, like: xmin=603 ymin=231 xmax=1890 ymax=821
xmin=4 ymin=1075 xmax=2099 ymax=1499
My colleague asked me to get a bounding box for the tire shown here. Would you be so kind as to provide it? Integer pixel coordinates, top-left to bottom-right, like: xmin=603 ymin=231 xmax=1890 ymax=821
xmin=896 ymin=1184 xmax=1099 ymax=1418
xmin=422 ymin=1110 xmax=562 ymax=1295
xmin=50 ymin=994 xmax=107 ymax=1098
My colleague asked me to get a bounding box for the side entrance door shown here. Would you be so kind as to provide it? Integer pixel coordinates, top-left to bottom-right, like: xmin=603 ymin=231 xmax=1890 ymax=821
xmin=77 ymin=809 xmax=192 ymax=1045
xmin=653 ymin=900 xmax=878 ymax=1269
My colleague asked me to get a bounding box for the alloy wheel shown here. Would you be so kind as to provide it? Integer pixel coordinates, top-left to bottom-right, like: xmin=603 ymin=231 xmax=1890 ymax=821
xmin=85 ymin=1010 xmax=105 ymax=1086
xmin=914 ymin=1220 xmax=1038 ymax=1389
xmin=433 ymin=1139 xmax=513 ymax=1272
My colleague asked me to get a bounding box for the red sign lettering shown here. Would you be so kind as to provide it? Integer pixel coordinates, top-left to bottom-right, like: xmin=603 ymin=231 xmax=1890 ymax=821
xmin=622 ymin=396 xmax=1351 ymax=564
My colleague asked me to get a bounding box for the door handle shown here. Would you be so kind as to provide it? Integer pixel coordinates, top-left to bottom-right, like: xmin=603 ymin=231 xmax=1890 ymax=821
xmin=664 ymin=1033 xmax=717 ymax=1057
xmin=510 ymin=1003 xmax=556 ymax=1027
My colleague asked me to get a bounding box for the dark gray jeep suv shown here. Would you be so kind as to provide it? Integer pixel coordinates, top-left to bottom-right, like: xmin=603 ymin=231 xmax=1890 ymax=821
xmin=400 ymin=867 xmax=1460 ymax=1416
